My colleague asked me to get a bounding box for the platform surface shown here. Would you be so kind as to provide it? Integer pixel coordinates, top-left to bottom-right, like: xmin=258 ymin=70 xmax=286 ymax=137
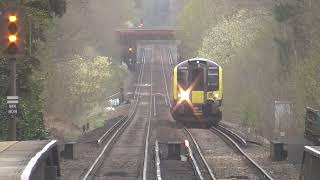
xmin=0 ymin=140 xmax=55 ymax=180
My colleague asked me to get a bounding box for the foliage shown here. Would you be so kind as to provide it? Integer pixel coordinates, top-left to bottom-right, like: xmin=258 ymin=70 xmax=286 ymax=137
xmin=67 ymin=55 xmax=112 ymax=104
xmin=199 ymin=9 xmax=273 ymax=65
xmin=296 ymin=56 xmax=320 ymax=108
xmin=273 ymin=2 xmax=299 ymax=23
xmin=48 ymin=0 xmax=66 ymax=17
xmin=240 ymin=95 xmax=259 ymax=127
xmin=177 ymin=0 xmax=225 ymax=58
xmin=50 ymin=50 xmax=128 ymax=121
xmin=0 ymin=0 xmax=133 ymax=140
xmin=18 ymin=101 xmax=48 ymax=140
xmin=177 ymin=0 xmax=320 ymax=138
xmin=25 ymin=0 xmax=66 ymax=18
xmin=0 ymin=57 xmax=48 ymax=140
xmin=0 ymin=0 xmax=66 ymax=140
xmin=274 ymin=38 xmax=290 ymax=71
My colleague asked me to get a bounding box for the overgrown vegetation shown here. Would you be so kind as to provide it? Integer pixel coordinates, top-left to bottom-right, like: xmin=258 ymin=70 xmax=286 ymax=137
xmin=0 ymin=0 xmax=134 ymax=140
xmin=0 ymin=0 xmax=63 ymax=140
xmin=178 ymin=0 xmax=320 ymax=139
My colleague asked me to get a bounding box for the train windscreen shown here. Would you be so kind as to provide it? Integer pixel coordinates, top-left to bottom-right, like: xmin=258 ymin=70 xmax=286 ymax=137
xmin=190 ymin=67 xmax=205 ymax=91
xmin=208 ymin=67 xmax=219 ymax=91
xmin=177 ymin=68 xmax=188 ymax=89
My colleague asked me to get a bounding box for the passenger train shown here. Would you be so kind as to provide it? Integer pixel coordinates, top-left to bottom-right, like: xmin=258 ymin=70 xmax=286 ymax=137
xmin=172 ymin=58 xmax=223 ymax=126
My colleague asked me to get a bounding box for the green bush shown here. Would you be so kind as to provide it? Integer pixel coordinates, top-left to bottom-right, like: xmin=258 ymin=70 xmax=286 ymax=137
xmin=0 ymin=58 xmax=48 ymax=140
xmin=273 ymin=2 xmax=299 ymax=22
xmin=240 ymin=95 xmax=259 ymax=127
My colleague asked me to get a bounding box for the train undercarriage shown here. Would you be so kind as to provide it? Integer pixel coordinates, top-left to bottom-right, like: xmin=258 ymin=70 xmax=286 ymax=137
xmin=171 ymin=101 xmax=222 ymax=128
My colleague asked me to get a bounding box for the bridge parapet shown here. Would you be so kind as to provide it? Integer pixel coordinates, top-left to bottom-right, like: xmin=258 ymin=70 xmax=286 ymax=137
xmin=0 ymin=140 xmax=59 ymax=180
xmin=116 ymin=28 xmax=180 ymax=71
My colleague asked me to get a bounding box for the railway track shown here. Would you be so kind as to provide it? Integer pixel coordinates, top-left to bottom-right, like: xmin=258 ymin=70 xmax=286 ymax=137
xmin=152 ymin=127 xmax=216 ymax=180
xmin=216 ymin=124 xmax=247 ymax=147
xmin=210 ymin=125 xmax=274 ymax=180
xmin=82 ymin=49 xmax=152 ymax=180
xmin=160 ymin=48 xmax=172 ymax=108
xmin=167 ymin=48 xmax=174 ymax=71
xmin=184 ymin=128 xmax=217 ymax=180
xmin=161 ymin=45 xmax=273 ymax=180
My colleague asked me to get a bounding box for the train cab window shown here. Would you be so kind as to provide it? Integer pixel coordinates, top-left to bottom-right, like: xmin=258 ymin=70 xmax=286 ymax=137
xmin=190 ymin=67 xmax=205 ymax=91
xmin=208 ymin=67 xmax=219 ymax=91
xmin=178 ymin=68 xmax=188 ymax=89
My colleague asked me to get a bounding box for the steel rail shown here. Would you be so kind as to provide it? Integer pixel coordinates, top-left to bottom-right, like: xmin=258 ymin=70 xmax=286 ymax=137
xmin=184 ymin=128 xmax=217 ymax=180
xmin=167 ymin=48 xmax=174 ymax=70
xmin=218 ymin=124 xmax=247 ymax=146
xmin=99 ymin=49 xmax=146 ymax=146
xmin=82 ymin=50 xmax=146 ymax=180
xmin=96 ymin=115 xmax=128 ymax=146
xmin=160 ymin=48 xmax=172 ymax=108
xmin=153 ymin=96 xmax=157 ymax=116
xmin=154 ymin=140 xmax=162 ymax=180
xmin=134 ymin=56 xmax=144 ymax=99
xmin=134 ymin=50 xmax=146 ymax=99
xmin=143 ymin=48 xmax=153 ymax=180
xmin=185 ymin=139 xmax=205 ymax=180
xmin=82 ymin=104 xmax=138 ymax=180
xmin=211 ymin=127 xmax=274 ymax=180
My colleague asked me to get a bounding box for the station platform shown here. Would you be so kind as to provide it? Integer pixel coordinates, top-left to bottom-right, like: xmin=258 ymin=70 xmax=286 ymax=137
xmin=0 ymin=140 xmax=59 ymax=180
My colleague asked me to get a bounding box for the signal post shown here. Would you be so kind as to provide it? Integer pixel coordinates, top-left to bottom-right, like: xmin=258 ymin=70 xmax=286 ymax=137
xmin=5 ymin=9 xmax=20 ymax=141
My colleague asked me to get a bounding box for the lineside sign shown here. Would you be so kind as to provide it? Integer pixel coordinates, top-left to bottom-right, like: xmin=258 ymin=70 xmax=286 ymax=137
xmin=7 ymin=96 xmax=18 ymax=114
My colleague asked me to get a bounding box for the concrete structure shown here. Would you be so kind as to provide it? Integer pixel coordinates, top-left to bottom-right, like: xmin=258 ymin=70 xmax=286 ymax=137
xmin=301 ymin=146 xmax=320 ymax=180
xmin=0 ymin=140 xmax=59 ymax=180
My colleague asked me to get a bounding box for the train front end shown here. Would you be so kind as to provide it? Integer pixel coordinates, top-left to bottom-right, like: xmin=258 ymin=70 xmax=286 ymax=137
xmin=172 ymin=58 xmax=223 ymax=126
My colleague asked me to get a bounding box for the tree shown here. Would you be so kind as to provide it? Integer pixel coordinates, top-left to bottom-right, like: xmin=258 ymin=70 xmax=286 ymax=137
xmin=0 ymin=0 xmax=66 ymax=140
xmin=199 ymin=9 xmax=274 ymax=65
xmin=178 ymin=0 xmax=224 ymax=58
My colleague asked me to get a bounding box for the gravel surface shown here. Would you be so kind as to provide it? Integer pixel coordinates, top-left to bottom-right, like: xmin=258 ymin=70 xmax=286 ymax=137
xmin=243 ymin=142 xmax=300 ymax=179
xmin=59 ymin=143 xmax=99 ymax=180
xmin=78 ymin=115 xmax=124 ymax=143
xmin=190 ymin=128 xmax=263 ymax=179
xmin=222 ymin=121 xmax=300 ymax=180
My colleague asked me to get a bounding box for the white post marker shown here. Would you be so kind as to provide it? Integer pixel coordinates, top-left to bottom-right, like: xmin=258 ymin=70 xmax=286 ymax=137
xmin=7 ymin=96 xmax=19 ymax=114
xmin=7 ymin=96 xmax=19 ymax=100
xmin=7 ymin=96 xmax=19 ymax=104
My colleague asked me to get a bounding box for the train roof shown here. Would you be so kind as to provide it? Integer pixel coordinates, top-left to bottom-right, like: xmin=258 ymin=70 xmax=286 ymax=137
xmin=176 ymin=58 xmax=220 ymax=67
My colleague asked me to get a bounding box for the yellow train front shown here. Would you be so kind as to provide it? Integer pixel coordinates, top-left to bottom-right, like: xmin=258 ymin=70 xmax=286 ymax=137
xmin=172 ymin=58 xmax=223 ymax=126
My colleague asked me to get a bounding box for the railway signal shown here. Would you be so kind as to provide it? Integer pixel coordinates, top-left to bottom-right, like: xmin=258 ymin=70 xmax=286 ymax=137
xmin=4 ymin=10 xmax=21 ymax=141
xmin=6 ymin=14 xmax=19 ymax=54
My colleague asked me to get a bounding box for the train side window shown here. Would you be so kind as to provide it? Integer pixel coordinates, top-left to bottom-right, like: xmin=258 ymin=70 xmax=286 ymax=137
xmin=208 ymin=68 xmax=219 ymax=91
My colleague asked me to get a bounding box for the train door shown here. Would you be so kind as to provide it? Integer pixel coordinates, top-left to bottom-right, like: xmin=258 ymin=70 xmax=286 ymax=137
xmin=189 ymin=61 xmax=206 ymax=104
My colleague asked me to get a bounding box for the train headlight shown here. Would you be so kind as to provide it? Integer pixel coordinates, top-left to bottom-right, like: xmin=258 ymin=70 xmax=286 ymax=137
xmin=214 ymin=93 xmax=219 ymax=99
xmin=178 ymin=90 xmax=190 ymax=101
